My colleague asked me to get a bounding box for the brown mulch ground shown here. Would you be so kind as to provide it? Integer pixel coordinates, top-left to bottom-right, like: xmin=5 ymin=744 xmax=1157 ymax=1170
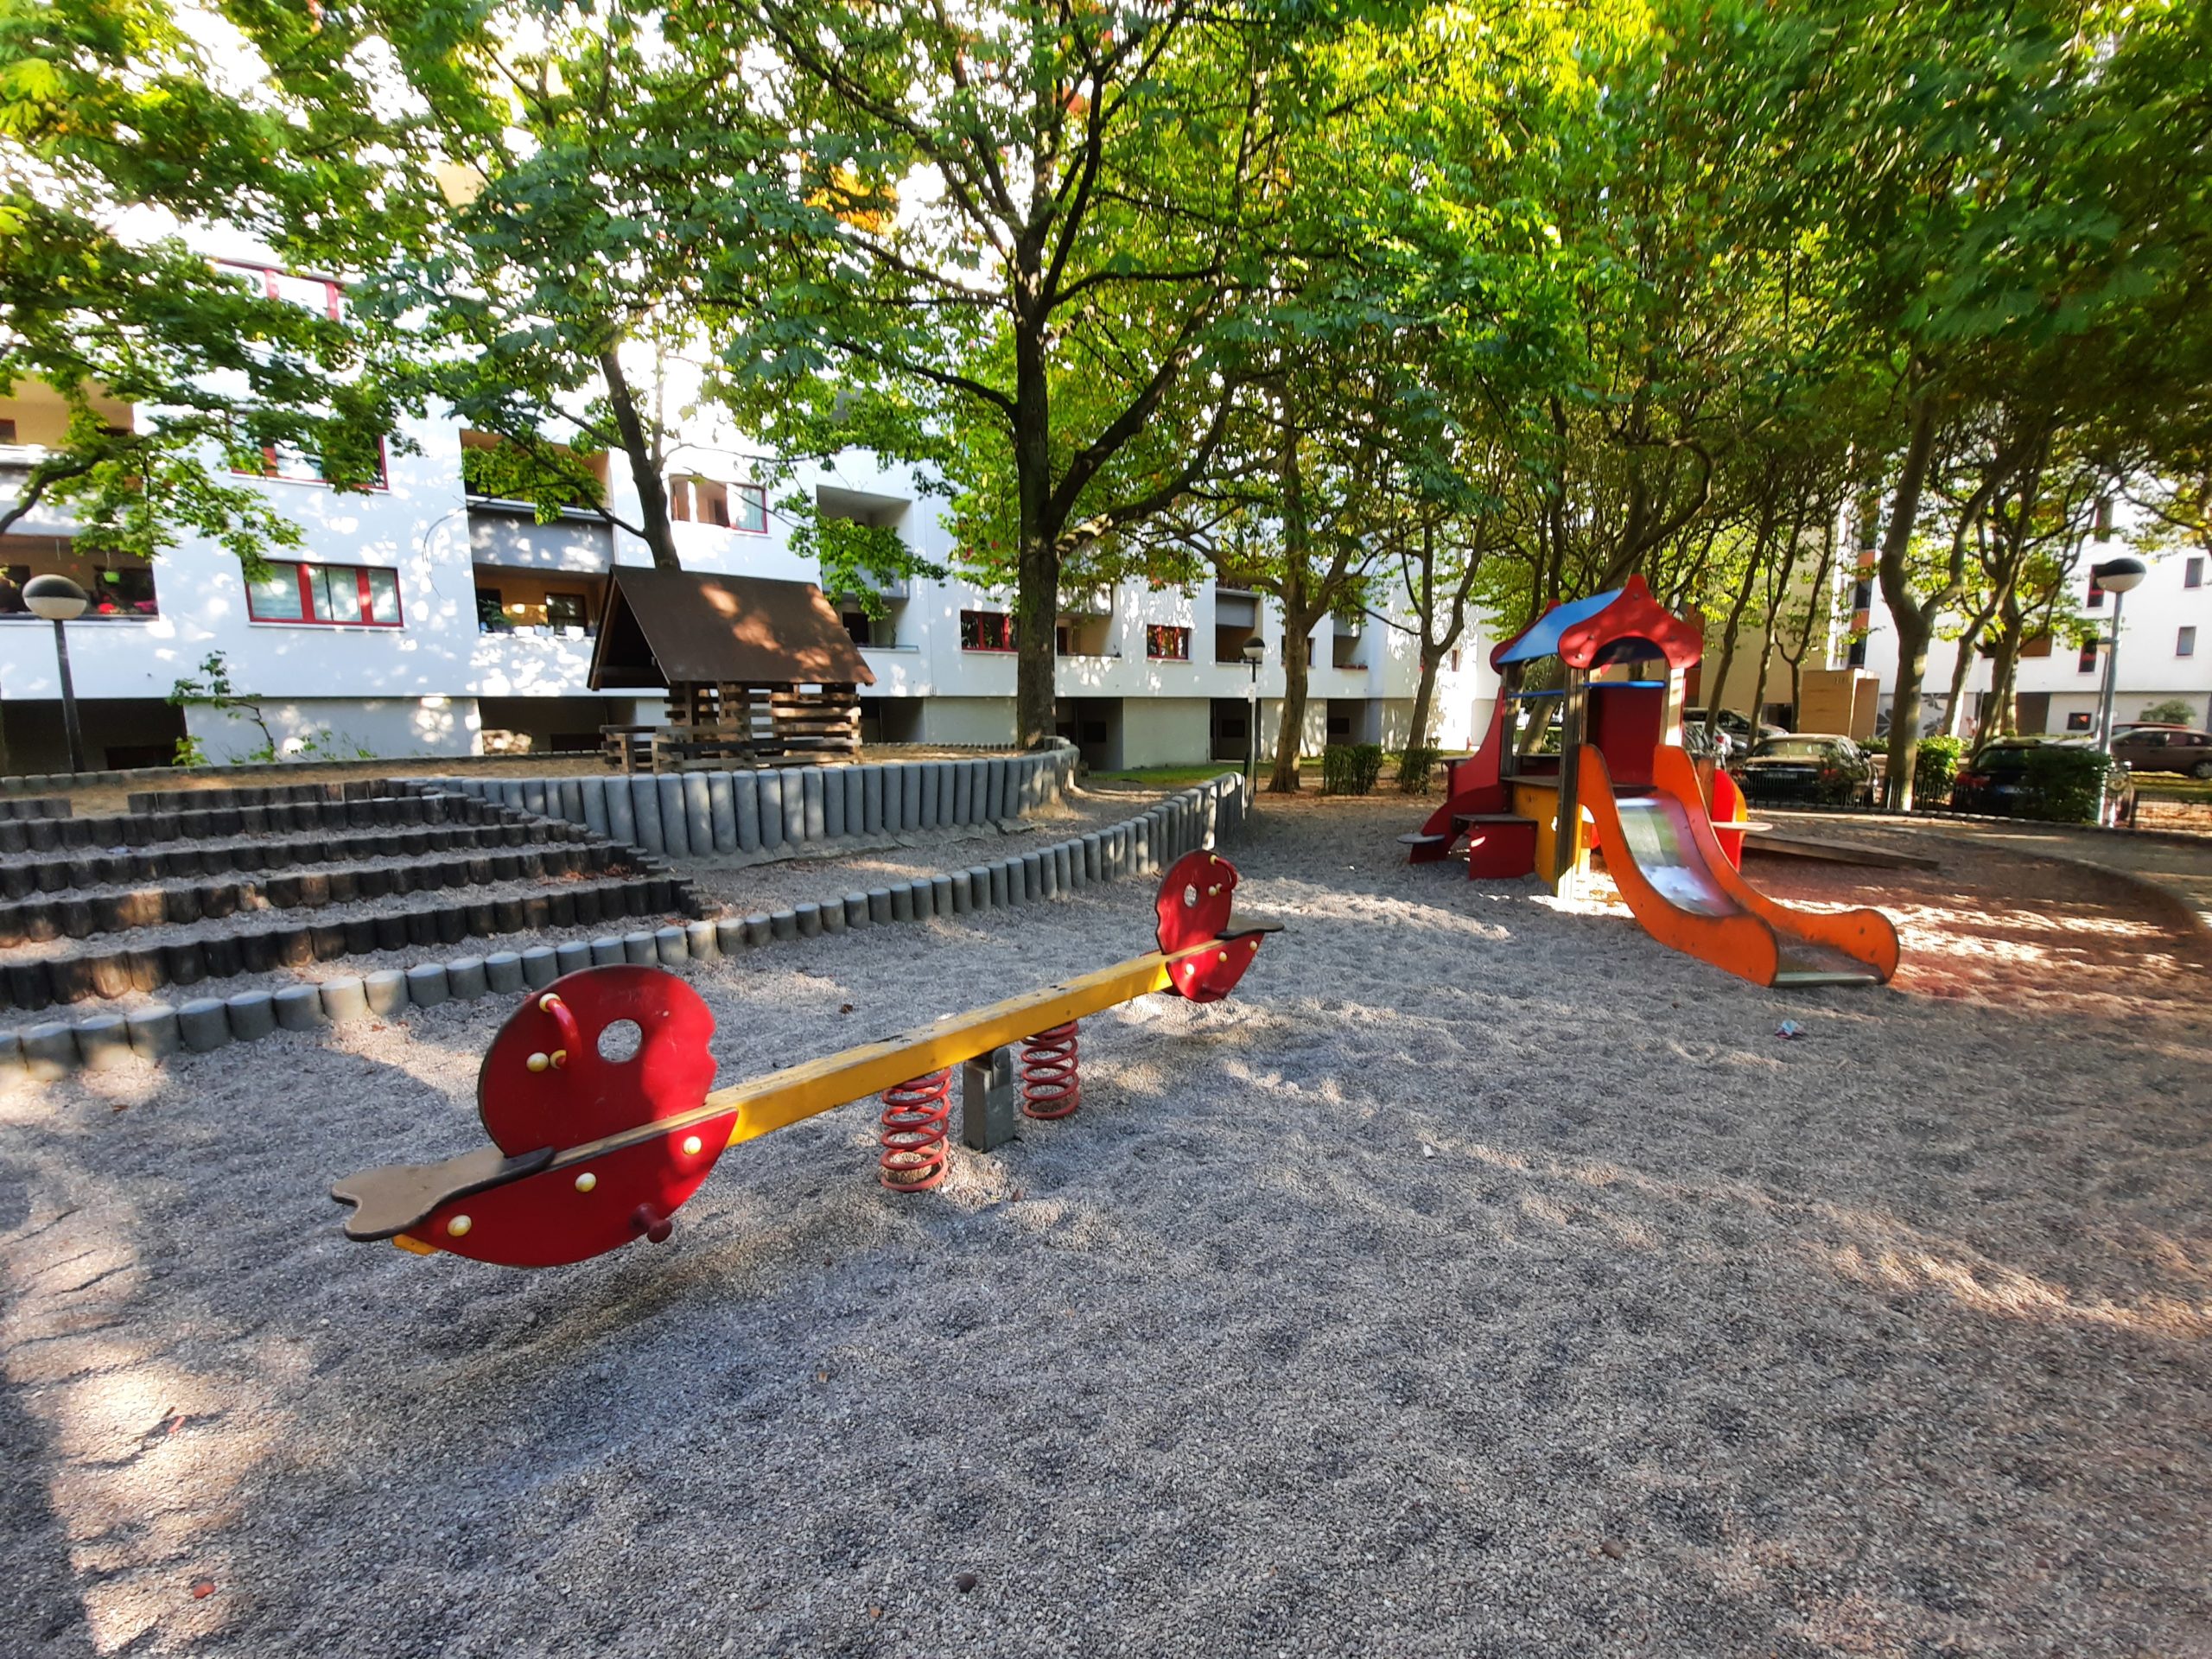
xmin=1745 ymin=849 xmax=2211 ymax=1015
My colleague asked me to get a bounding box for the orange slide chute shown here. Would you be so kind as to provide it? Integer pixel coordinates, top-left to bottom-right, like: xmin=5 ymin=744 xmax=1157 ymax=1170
xmin=1579 ymin=747 xmax=1899 ymax=988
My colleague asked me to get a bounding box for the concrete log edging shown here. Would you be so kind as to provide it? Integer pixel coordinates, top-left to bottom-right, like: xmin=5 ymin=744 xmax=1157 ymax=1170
xmin=433 ymin=743 xmax=1084 ymax=859
xmin=0 ymin=772 xmax=1246 ymax=1081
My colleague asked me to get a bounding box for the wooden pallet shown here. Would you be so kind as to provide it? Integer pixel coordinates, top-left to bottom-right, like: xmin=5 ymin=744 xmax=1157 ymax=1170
xmin=629 ymin=683 xmax=863 ymax=772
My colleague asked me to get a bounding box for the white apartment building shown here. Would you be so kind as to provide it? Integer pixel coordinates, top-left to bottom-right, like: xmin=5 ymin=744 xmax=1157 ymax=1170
xmin=0 ymin=337 xmax=1493 ymax=775
xmin=1831 ymin=543 xmax=2212 ymax=739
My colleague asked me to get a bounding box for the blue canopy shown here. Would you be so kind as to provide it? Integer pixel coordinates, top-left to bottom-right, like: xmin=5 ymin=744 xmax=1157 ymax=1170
xmin=1493 ymin=588 xmax=1623 ymax=665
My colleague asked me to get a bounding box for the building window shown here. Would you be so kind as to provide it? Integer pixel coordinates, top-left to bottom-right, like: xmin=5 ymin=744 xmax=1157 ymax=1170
xmin=2077 ymin=641 xmax=2099 ymax=673
xmin=246 ymin=562 xmax=402 ymax=627
xmin=476 ymin=588 xmax=505 ymax=632
xmin=1146 ymin=624 xmax=1191 ymax=661
xmin=235 ymin=437 xmax=388 ymax=490
xmin=2181 ymin=626 xmax=2198 ymax=658
xmin=2066 ymin=710 xmax=2094 ymax=732
xmin=667 ymin=478 xmax=768 ymax=533
xmin=216 ymin=260 xmax=344 ymax=320
xmin=960 ymin=610 xmax=1016 ymax=652
xmin=1 ymin=559 xmax=158 ymax=618
xmin=2086 ymin=576 xmax=2105 ymax=609
xmin=0 ymin=419 xmax=15 ymax=442
xmin=545 ymin=592 xmax=588 ymax=632
xmin=2188 ymin=556 xmax=2204 ymax=590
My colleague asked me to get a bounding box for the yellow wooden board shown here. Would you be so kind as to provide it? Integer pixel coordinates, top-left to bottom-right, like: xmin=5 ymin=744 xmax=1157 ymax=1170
xmin=529 ymin=938 xmax=1238 ymax=1178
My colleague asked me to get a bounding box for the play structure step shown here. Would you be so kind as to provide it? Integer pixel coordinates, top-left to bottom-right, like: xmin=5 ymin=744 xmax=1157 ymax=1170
xmin=1397 ymin=831 xmax=1452 ymax=849
xmin=1453 ymin=813 xmax=1536 ymax=827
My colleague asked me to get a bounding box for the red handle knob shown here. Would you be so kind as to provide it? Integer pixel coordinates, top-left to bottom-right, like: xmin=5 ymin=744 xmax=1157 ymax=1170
xmin=539 ymin=994 xmax=582 ymax=1057
xmin=630 ymin=1204 xmax=673 ymax=1244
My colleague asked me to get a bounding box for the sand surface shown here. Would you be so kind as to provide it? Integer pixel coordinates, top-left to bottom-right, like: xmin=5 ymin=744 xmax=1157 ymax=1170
xmin=681 ymin=787 xmax=1161 ymax=917
xmin=1 ymin=794 xmax=2207 ymax=1657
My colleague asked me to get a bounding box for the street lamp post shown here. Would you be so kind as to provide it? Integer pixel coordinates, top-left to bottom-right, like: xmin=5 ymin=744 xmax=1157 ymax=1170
xmin=22 ymin=575 xmax=90 ymax=774
xmin=2092 ymin=556 xmax=2148 ymax=753
xmin=1240 ymin=637 xmax=1266 ymax=793
xmin=2092 ymin=555 xmax=2147 ymax=824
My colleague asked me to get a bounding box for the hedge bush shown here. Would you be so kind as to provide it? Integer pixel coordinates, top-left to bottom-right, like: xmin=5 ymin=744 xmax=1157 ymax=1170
xmin=1321 ymin=742 xmax=1387 ymax=796
xmin=2019 ymin=744 xmax=2114 ymax=823
xmin=1914 ymin=734 xmax=1963 ymax=804
xmin=1398 ymin=745 xmax=1445 ymax=794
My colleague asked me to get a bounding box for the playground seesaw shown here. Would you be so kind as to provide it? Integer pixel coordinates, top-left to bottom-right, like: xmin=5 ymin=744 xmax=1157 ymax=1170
xmin=331 ymin=850 xmax=1281 ymax=1268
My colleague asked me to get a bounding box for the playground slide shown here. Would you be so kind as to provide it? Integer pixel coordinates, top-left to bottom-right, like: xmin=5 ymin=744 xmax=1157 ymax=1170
xmin=1579 ymin=746 xmax=1898 ymax=988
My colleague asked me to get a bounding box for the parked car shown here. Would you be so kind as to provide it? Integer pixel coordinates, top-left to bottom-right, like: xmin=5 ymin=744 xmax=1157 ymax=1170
xmin=1685 ymin=707 xmax=1788 ymax=747
xmin=2109 ymin=726 xmax=2212 ymax=779
xmin=1951 ymin=737 xmax=2139 ymax=823
xmin=1731 ymin=734 xmax=1876 ymax=806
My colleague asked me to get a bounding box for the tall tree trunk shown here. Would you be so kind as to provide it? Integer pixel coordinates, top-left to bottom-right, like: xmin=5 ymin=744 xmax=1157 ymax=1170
xmin=1011 ymin=321 xmax=1058 ymax=748
xmin=1748 ymin=495 xmax=1806 ymax=728
xmin=1939 ymin=602 xmax=1996 ymax=738
xmin=1877 ymin=397 xmax=1942 ymax=808
xmin=1775 ymin=512 xmax=1838 ymax=726
xmin=1268 ymin=436 xmax=1313 ymax=793
xmin=599 ymin=349 xmax=682 ymax=572
xmin=1705 ymin=493 xmax=1776 ymax=732
xmin=1405 ymin=645 xmax=1442 ymax=756
xmin=1983 ymin=631 xmax=2023 ymax=744
xmin=1272 ymin=607 xmax=1314 ymax=792
xmin=1398 ymin=518 xmax=1476 ymax=770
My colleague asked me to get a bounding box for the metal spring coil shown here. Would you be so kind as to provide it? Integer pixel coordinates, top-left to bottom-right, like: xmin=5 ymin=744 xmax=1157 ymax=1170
xmin=878 ymin=1068 xmax=953 ymax=1192
xmin=1019 ymin=1021 xmax=1080 ymax=1120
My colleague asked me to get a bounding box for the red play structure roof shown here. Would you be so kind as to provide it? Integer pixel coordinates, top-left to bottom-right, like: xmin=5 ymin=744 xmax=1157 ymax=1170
xmin=1489 ymin=575 xmax=1703 ymax=672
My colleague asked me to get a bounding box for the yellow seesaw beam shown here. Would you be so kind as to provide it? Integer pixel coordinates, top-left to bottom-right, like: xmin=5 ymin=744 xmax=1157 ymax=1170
xmin=519 ymin=935 xmax=1242 ymax=1181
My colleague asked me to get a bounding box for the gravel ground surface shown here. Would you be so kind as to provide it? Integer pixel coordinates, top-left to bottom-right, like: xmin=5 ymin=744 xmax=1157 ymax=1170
xmin=2 ymin=794 xmax=2207 ymax=1657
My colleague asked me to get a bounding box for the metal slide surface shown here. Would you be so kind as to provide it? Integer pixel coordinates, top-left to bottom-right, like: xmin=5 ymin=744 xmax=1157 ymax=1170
xmin=1580 ymin=747 xmax=1898 ymax=988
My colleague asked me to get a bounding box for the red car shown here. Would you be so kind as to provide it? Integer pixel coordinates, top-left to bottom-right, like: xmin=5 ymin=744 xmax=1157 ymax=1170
xmin=2110 ymin=725 xmax=2212 ymax=779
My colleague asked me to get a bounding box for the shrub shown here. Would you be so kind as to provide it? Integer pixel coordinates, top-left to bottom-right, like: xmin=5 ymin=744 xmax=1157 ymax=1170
xmin=2139 ymin=697 xmax=2196 ymax=727
xmin=1321 ymin=742 xmax=1386 ymax=796
xmin=2020 ymin=744 xmax=2114 ymax=823
xmin=1398 ymin=744 xmax=1444 ymax=794
xmin=1913 ymin=734 xmax=1963 ymax=804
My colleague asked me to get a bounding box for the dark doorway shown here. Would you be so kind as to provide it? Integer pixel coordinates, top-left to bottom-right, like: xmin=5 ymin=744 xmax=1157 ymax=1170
xmin=1211 ymin=697 xmax=1252 ymax=763
xmin=1054 ymin=697 xmax=1122 ymax=770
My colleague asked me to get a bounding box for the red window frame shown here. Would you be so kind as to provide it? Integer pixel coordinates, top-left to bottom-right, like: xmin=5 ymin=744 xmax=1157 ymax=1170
xmin=2076 ymin=641 xmax=2099 ymax=673
xmin=731 ymin=483 xmax=769 ymax=534
xmin=234 ymin=435 xmax=388 ymax=491
xmin=214 ymin=260 xmax=388 ymax=491
xmin=960 ymin=609 xmax=1018 ymax=652
xmin=1146 ymin=624 xmax=1191 ymax=661
xmin=245 ymin=561 xmax=404 ymax=628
